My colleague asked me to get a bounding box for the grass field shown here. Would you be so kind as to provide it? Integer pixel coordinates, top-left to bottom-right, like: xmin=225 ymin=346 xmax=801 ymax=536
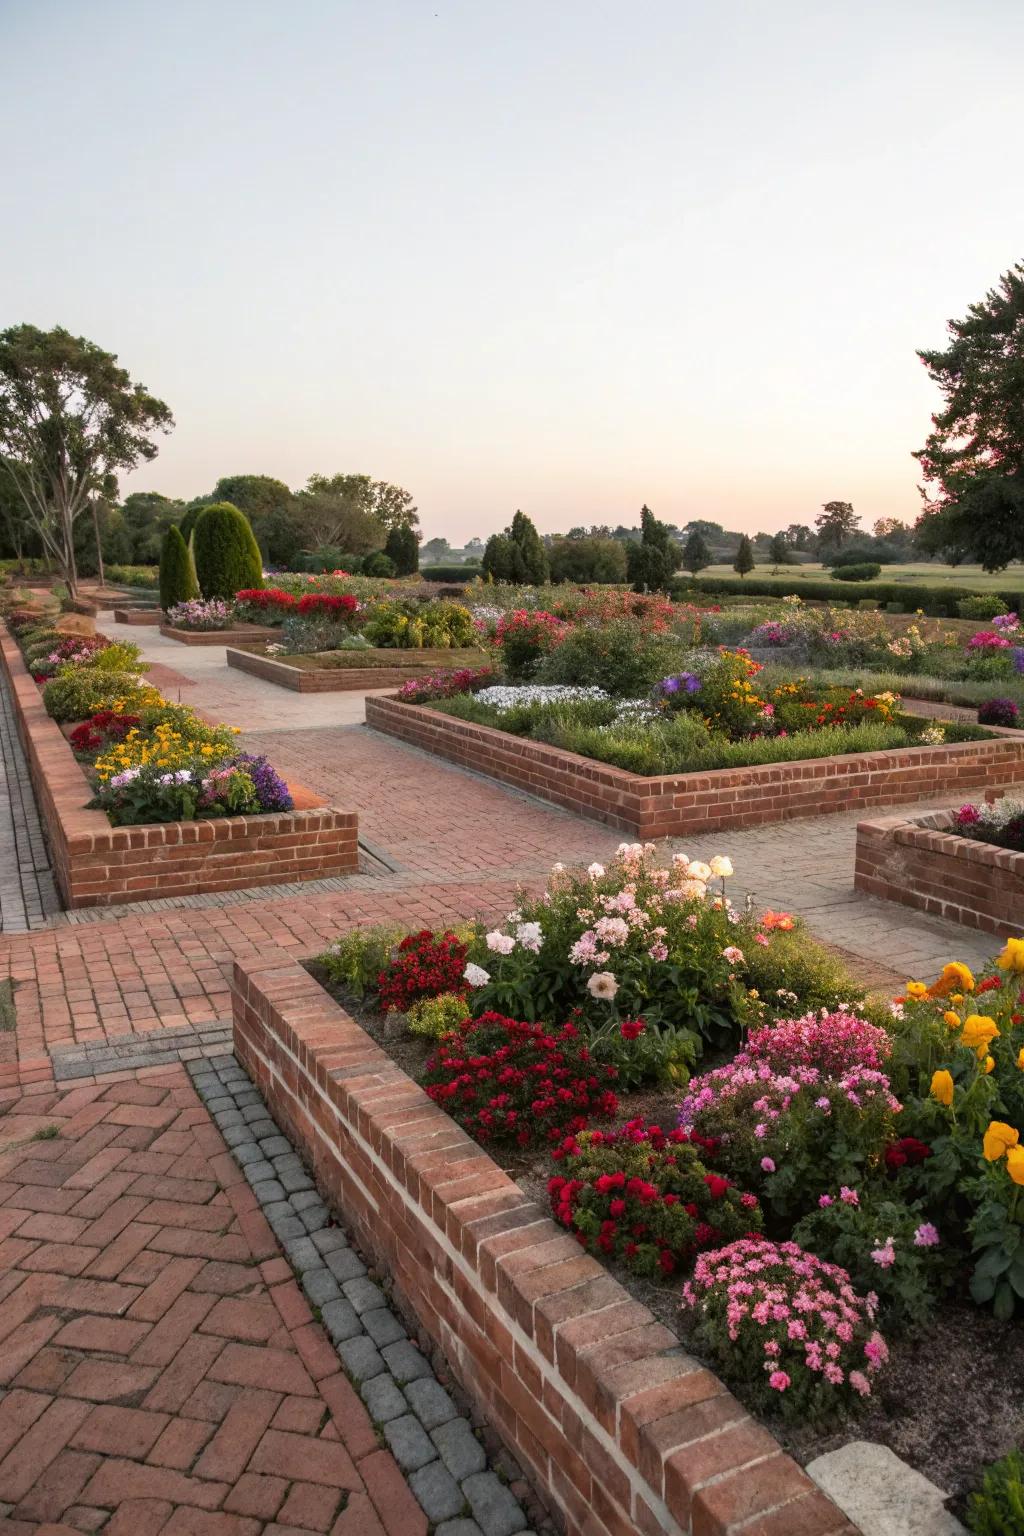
xmin=702 ymin=561 xmax=1024 ymax=592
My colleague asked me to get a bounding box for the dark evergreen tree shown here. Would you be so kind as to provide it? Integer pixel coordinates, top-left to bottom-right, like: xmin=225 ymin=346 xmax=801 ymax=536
xmin=481 ymin=532 xmax=516 ymax=582
xmin=768 ymin=533 xmax=794 ymax=567
xmin=681 ymin=529 xmax=712 ymax=575
xmin=384 ymin=523 xmax=419 ymax=575
xmin=508 ymin=510 xmax=549 ymax=583
xmin=733 ymin=534 xmax=756 ymax=577
xmin=192 ymin=502 xmax=263 ymax=600
xmin=626 ymin=505 xmax=681 ymax=591
xmin=159 ymin=524 xmax=199 ymax=610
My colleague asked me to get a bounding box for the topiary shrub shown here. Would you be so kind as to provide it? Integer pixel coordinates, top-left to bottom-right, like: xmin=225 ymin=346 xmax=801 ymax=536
xmin=831 ymin=562 xmax=882 ymax=582
xmin=969 ymin=1448 xmax=1024 ymax=1535
xmin=362 ymin=550 xmax=396 ymax=578
xmin=192 ymin=503 xmax=263 ymax=601
xmin=958 ymin=594 xmax=1009 ymax=620
xmin=159 ymin=525 xmax=199 ymax=612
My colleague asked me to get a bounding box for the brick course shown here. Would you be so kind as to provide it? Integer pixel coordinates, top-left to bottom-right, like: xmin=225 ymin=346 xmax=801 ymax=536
xmin=159 ymin=624 xmax=280 ymax=646
xmin=855 ymin=806 xmax=1024 ymax=938
xmin=367 ymin=694 xmax=1024 ymax=837
xmin=232 ymin=954 xmax=855 ymax=1536
xmin=1 ymin=624 xmax=359 ymax=908
xmin=227 ymin=646 xmax=488 ymax=693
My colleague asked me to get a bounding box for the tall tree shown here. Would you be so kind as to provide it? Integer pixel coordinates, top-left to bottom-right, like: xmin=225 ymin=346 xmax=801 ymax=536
xmin=212 ymin=474 xmax=291 ymax=519
xmin=548 ymin=535 xmax=627 ymax=583
xmin=914 ymin=262 xmax=1024 ymax=569
xmin=681 ymin=529 xmax=713 ymax=575
xmin=294 ymin=477 xmax=384 ymax=554
xmin=422 ymin=536 xmax=450 ymax=561
xmin=768 ymin=532 xmax=793 ymax=568
xmin=626 ymin=505 xmax=681 ymax=591
xmin=121 ymin=491 xmax=185 ymax=563
xmin=384 ymin=523 xmax=419 ymax=575
xmin=785 ymin=523 xmax=815 ymax=550
xmin=814 ymin=501 xmax=860 ymax=553
xmin=508 ymin=510 xmax=549 ymax=583
xmin=733 ymin=534 xmax=755 ymax=577
xmin=0 ymin=325 xmax=172 ymax=595
xmin=370 ymin=480 xmax=419 ymax=533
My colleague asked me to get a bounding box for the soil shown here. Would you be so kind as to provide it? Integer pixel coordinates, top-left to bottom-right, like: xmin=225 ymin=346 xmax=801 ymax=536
xmin=308 ymin=964 xmax=1024 ymax=1507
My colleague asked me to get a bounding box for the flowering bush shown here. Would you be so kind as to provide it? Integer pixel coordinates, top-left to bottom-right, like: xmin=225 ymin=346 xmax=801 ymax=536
xmin=68 ymin=710 xmax=141 ymax=756
xmin=681 ymin=1237 xmax=887 ymax=1420
xmin=406 ymin=992 xmax=472 ymax=1039
xmin=92 ymin=761 xmax=260 ymax=826
xmin=28 ymin=633 xmax=111 ymax=679
xmin=229 ymin=753 xmax=294 ymax=812
xmin=234 ymin=587 xmax=298 ymax=623
xmin=165 ymin=598 xmax=234 ymax=630
xmin=377 ymin=929 xmax=470 ymax=1013
xmin=969 ymin=631 xmax=1013 ymax=651
xmin=493 ymin=609 xmax=568 ymax=680
xmin=319 ymin=924 xmax=407 ymax=1000
xmin=93 ymin=720 xmax=237 ymax=783
xmin=297 ymin=592 xmax=359 ymax=624
xmin=423 ymin=1012 xmax=618 ymax=1147
xmin=549 ymin=1120 xmax=761 ymax=1278
xmin=744 ymin=1010 xmax=892 ymax=1077
xmin=976 ymin=697 xmax=1020 ymax=727
xmin=792 ymin=1191 xmax=951 ymax=1326
xmin=395 ymin=666 xmax=495 ymax=702
xmin=953 ymin=796 xmax=1024 ymax=855
xmin=363 ymin=598 xmax=477 ymax=649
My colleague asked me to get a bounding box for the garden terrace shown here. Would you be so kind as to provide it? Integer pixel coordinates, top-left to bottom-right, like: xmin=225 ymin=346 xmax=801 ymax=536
xmin=855 ymin=806 xmax=1024 ymax=939
xmin=233 ymin=951 xmax=857 ymax=1536
xmin=0 ymin=621 xmax=359 ymax=906
xmin=366 ymin=693 xmax=1024 ymax=837
xmin=228 ymin=644 xmax=489 ymax=692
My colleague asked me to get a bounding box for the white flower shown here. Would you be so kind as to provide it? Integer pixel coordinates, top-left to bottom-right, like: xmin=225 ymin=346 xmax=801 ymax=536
xmin=672 ymin=852 xmax=691 ymax=869
xmin=679 ymin=878 xmax=708 ymax=898
xmin=464 ymin=962 xmax=491 ymax=988
xmin=551 ymin=862 xmax=565 ymax=873
xmin=587 ymin=863 xmax=605 ymax=879
xmin=475 ymin=684 xmax=608 ymax=713
xmin=687 ymin=861 xmax=713 ymax=883
xmin=485 ymin=931 xmax=515 ymax=955
xmin=515 ymin=921 xmax=543 ymax=952
xmin=587 ymin=971 xmax=619 ymax=1001
xmin=709 ymin=856 xmax=734 ymax=878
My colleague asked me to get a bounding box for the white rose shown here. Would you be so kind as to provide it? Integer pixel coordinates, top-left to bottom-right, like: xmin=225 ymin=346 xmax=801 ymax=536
xmin=687 ymin=861 xmax=713 ymax=883
xmin=709 ymin=856 xmax=734 ymax=878
xmin=586 ymin=971 xmax=619 ymax=1001
xmin=587 ymin=863 xmax=605 ymax=879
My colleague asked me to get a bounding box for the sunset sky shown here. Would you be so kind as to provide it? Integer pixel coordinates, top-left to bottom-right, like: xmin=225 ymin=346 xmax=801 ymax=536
xmin=3 ymin=0 xmax=1022 ymax=542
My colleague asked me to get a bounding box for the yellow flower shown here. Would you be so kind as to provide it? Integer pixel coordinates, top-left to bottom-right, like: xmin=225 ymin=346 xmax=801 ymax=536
xmin=983 ymin=1121 xmax=1020 ymax=1161
xmin=927 ymin=962 xmax=975 ymax=998
xmin=1007 ymin=1146 xmax=1024 ymax=1186
xmin=1017 ymin=1048 xmax=1024 ymax=1072
xmin=983 ymin=1056 xmax=995 ymax=1074
xmin=906 ymin=981 xmax=928 ymax=1000
xmin=997 ymin=938 xmax=1024 ymax=973
xmin=950 ymin=993 xmax=964 ymax=1006
xmin=944 ymin=1011 xmax=961 ymax=1030
xmin=961 ymin=1015 xmax=1000 ymax=1056
xmin=930 ymin=1070 xmax=954 ymax=1107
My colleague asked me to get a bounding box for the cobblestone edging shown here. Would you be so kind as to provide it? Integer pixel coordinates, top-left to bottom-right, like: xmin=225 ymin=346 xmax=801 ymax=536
xmin=187 ymin=1054 xmax=540 ymax=1536
xmin=0 ymin=666 xmax=61 ymax=932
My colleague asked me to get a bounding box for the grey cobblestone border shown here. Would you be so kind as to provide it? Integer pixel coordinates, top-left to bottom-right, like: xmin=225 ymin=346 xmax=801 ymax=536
xmin=187 ymin=1054 xmax=545 ymax=1536
xmin=0 ymin=669 xmax=61 ymax=932
xmin=49 ymin=1019 xmax=234 ymax=1080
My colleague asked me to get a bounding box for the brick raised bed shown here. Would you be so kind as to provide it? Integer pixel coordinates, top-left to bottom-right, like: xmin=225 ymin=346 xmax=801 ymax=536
xmin=367 ymin=695 xmax=1024 ymax=838
xmin=855 ymin=806 xmax=1024 ymax=938
xmin=160 ymin=622 xmax=280 ymax=645
xmin=0 ymin=624 xmax=360 ymax=907
xmin=232 ymin=954 xmax=856 ymax=1536
xmin=113 ymin=607 xmax=163 ymax=625
xmin=227 ymin=645 xmax=487 ymax=693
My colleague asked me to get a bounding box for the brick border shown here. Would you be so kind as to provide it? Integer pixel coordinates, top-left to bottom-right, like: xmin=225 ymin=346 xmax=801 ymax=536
xmin=232 ymin=954 xmax=856 ymax=1536
xmin=367 ymin=694 xmax=1024 ymax=838
xmin=113 ymin=607 xmax=163 ymax=624
xmin=0 ymin=623 xmax=360 ymax=907
xmin=160 ymin=622 xmax=280 ymax=645
xmin=227 ymin=646 xmax=489 ymax=694
xmin=855 ymin=806 xmax=1024 ymax=938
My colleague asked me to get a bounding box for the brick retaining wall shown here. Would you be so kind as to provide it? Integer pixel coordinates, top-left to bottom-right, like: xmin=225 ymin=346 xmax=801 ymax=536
xmin=227 ymin=645 xmax=486 ymax=693
xmin=232 ymin=955 xmax=856 ymax=1536
xmin=113 ymin=607 xmax=162 ymax=625
xmin=0 ymin=624 xmax=360 ymax=907
xmin=160 ymin=623 xmax=280 ymax=645
xmin=855 ymin=807 xmax=1024 ymax=938
xmin=366 ymin=695 xmax=1024 ymax=838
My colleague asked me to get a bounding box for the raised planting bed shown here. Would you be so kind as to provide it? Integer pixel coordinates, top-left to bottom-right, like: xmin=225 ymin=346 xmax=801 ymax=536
xmin=227 ymin=644 xmax=489 ymax=692
xmin=0 ymin=624 xmax=359 ymax=907
xmin=366 ymin=694 xmax=1024 ymax=837
xmin=855 ymin=806 xmax=1024 ymax=938
xmin=232 ymin=952 xmax=855 ymax=1536
xmin=113 ymin=607 xmax=163 ymax=625
xmin=159 ymin=622 xmax=280 ymax=645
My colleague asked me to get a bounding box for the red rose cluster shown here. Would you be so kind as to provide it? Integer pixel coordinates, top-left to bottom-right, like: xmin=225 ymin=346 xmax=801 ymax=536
xmin=377 ymin=929 xmax=469 ymax=1013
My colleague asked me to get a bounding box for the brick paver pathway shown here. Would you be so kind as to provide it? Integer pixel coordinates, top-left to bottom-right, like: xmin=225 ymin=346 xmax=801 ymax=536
xmin=0 ymin=1068 xmax=435 ymax=1535
xmin=0 ymin=670 xmax=61 ymax=934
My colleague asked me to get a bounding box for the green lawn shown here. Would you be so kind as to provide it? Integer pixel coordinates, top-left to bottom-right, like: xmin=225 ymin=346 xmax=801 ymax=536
xmin=702 ymin=561 xmax=1023 ymax=592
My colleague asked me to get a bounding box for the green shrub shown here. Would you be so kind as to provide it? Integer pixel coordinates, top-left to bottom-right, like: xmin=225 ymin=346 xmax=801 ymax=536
xmin=969 ymin=1449 xmax=1024 ymax=1535
xmin=536 ymin=619 xmax=692 ymax=695
xmin=43 ymin=669 xmax=151 ymax=723
xmin=407 ymin=992 xmax=472 ymax=1038
xmin=675 ymin=574 xmax=1024 ymax=617
xmin=159 ymin=525 xmax=199 ymax=611
xmin=421 ymin=564 xmax=481 ymax=582
xmin=384 ymin=525 xmax=419 ymax=576
xmin=105 ymin=564 xmax=159 ymax=588
xmin=831 ymin=562 xmax=882 ymax=582
xmin=362 ymin=551 xmax=396 ymax=578
xmin=957 ymin=594 xmax=1009 ymax=619
xmin=318 ymin=925 xmax=405 ymax=1000
xmin=192 ymin=503 xmax=263 ymax=600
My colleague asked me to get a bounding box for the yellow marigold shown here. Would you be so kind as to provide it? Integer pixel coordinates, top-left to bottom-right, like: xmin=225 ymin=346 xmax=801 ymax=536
xmin=927 ymin=962 xmax=975 ymax=998
xmin=930 ymin=1070 xmax=954 ymax=1107
xmin=996 ymin=938 xmax=1024 ymax=974
xmin=944 ymin=1011 xmax=961 ymax=1030
xmin=906 ymin=981 xmax=929 ymax=1000
xmin=1007 ymin=1146 xmax=1024 ymax=1187
xmin=983 ymin=1056 xmax=995 ymax=1074
xmin=950 ymin=993 xmax=964 ymax=1006
xmin=961 ymin=1015 xmax=1000 ymax=1056
xmin=1017 ymin=1048 xmax=1024 ymax=1072
xmin=983 ymin=1121 xmax=1020 ymax=1162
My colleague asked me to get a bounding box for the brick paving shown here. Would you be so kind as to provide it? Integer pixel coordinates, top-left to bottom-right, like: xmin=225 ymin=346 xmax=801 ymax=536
xmin=0 ymin=669 xmax=61 ymax=934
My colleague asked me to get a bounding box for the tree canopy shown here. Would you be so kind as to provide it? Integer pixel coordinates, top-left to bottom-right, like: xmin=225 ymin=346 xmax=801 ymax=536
xmin=733 ymin=534 xmax=755 ymax=576
xmin=814 ymin=501 xmax=860 ymax=551
xmin=681 ymin=529 xmax=713 ymax=575
xmin=0 ymin=324 xmax=172 ymax=592
xmin=914 ymin=261 xmax=1024 ymax=569
xmin=626 ymin=505 xmax=681 ymax=591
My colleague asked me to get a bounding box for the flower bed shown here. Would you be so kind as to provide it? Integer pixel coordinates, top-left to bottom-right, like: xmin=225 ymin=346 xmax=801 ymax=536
xmin=226 ymin=644 xmax=490 ymax=693
xmin=367 ymin=692 xmax=1024 ymax=836
xmin=0 ymin=619 xmax=359 ymax=905
xmin=855 ymin=804 xmax=1024 ymax=938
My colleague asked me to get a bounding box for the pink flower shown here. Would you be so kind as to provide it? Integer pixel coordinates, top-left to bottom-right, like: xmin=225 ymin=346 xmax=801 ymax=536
xmin=722 ymin=946 xmax=745 ymax=965
xmin=755 ymin=933 xmax=770 ymax=947
xmin=768 ymin=1370 xmax=790 ymax=1392
xmin=870 ymin=1238 xmax=895 ymax=1270
xmin=840 ymin=1187 xmax=859 ymax=1206
xmin=760 ymin=1157 xmax=776 ymax=1173
xmin=849 ymin=1370 xmax=871 ymax=1397
xmin=913 ymin=1223 xmax=940 ymax=1248
xmin=818 ymin=1194 xmax=833 ymax=1207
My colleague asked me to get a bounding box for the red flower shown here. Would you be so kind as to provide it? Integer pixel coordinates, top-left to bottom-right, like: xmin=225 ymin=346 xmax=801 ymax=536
xmin=703 ymin=1174 xmax=730 ymax=1200
xmin=620 ymin=1019 xmax=646 ymax=1041
xmin=977 ymin=976 xmax=1002 ymax=994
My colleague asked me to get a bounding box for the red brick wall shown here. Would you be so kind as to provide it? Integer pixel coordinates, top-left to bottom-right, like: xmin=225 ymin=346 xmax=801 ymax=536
xmin=232 ymin=955 xmax=855 ymax=1536
xmin=367 ymin=695 xmax=1024 ymax=838
xmin=159 ymin=623 xmax=280 ymax=645
xmin=228 ymin=646 xmax=490 ymax=693
xmin=1 ymin=625 xmax=360 ymax=907
xmin=855 ymin=808 xmax=1024 ymax=938
xmin=113 ymin=608 xmax=163 ymax=625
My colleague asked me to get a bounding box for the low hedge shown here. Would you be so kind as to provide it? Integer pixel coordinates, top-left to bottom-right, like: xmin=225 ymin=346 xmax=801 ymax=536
xmin=421 ymin=563 xmax=482 ymax=582
xmin=831 ymin=562 xmax=882 ymax=582
xmin=674 ymin=574 xmax=1024 ymax=616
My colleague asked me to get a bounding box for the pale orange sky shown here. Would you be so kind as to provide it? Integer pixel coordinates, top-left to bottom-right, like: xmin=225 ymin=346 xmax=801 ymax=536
xmin=3 ymin=0 xmax=1022 ymax=542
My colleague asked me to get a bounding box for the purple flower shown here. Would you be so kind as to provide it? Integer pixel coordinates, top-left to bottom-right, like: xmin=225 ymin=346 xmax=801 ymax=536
xmin=230 ymin=754 xmax=293 ymax=812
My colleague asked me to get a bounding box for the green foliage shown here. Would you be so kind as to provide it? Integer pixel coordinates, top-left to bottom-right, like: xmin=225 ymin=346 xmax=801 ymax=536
xmin=481 ymin=533 xmax=516 ymax=582
xmin=815 ymin=500 xmax=861 ymax=550
xmin=483 ymin=513 xmax=550 ymax=583
xmin=682 ymin=529 xmax=713 ymax=576
xmin=363 ymin=598 xmax=476 ymax=649
xmin=536 ymin=619 xmax=692 ymax=695
xmin=384 ymin=524 xmax=419 ymax=576
xmin=362 ymin=550 xmax=396 ymax=577
xmin=741 ymin=927 xmax=865 ymax=1016
xmin=832 ymin=562 xmax=882 ymax=582
xmin=969 ymin=1449 xmax=1024 ymax=1536
xmin=421 ymin=563 xmax=482 ymax=582
xmin=732 ymin=534 xmax=755 ymax=577
xmin=627 ymin=505 xmax=681 ymax=592
xmin=159 ymin=525 xmax=198 ymax=611
xmin=677 ymin=574 xmax=1024 ymax=616
xmin=105 ymin=563 xmax=159 ymax=588
xmin=958 ymin=594 xmax=1009 ymax=619
xmin=406 ymin=992 xmax=472 ymax=1038
xmin=792 ymin=1193 xmax=951 ymax=1326
xmin=192 ymin=503 xmax=263 ymax=600
xmin=767 ymin=532 xmax=794 ymax=567
xmin=318 ymin=925 xmax=405 ymax=1000
xmin=42 ymin=669 xmax=151 ymax=723
xmin=549 ymin=535 xmax=628 ymax=584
